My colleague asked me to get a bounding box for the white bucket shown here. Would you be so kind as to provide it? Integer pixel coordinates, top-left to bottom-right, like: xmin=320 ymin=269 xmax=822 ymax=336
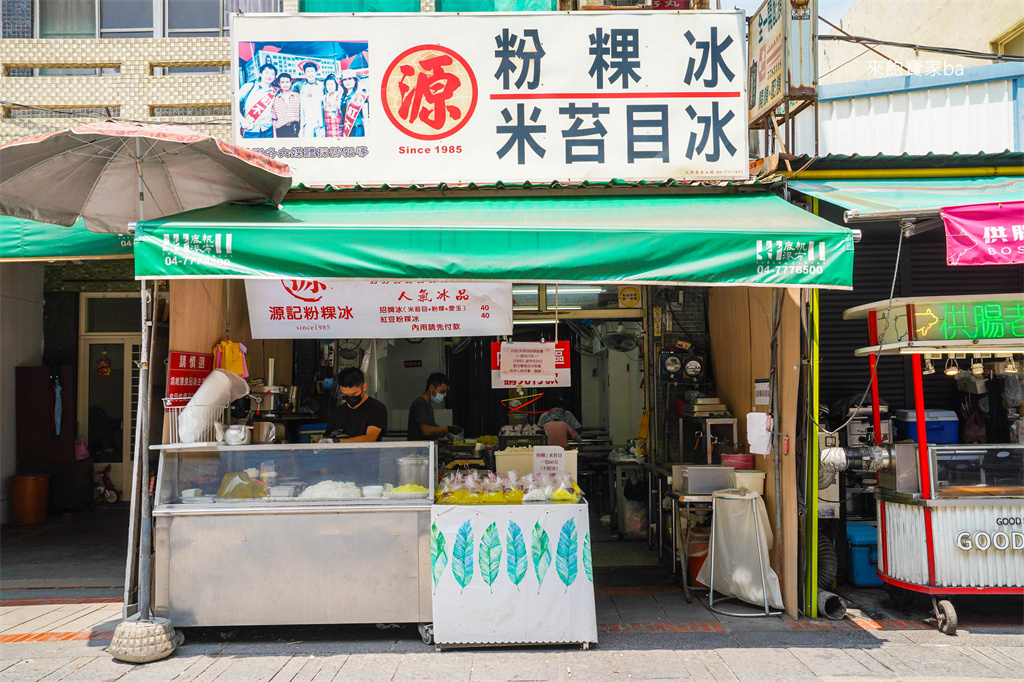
xmin=734 ymin=470 xmax=766 ymax=496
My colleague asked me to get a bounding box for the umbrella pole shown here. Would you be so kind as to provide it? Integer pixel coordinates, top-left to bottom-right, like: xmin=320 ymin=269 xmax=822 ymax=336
xmin=109 ymin=143 xmax=182 ymax=663
xmin=136 ymin=279 xmax=153 ymax=622
xmin=135 ymin=138 xmax=154 ymax=623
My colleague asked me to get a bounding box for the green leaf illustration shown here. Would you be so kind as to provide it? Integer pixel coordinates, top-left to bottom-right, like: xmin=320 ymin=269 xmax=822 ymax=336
xmin=531 ymin=520 xmax=551 ymax=592
xmin=430 ymin=522 xmax=448 ymax=593
xmin=556 ymin=518 xmax=579 ymax=590
xmin=479 ymin=522 xmax=501 ymax=593
xmin=452 ymin=519 xmax=474 ymax=592
xmin=506 ymin=521 xmax=528 ymax=589
xmin=583 ymin=531 xmax=593 ymax=584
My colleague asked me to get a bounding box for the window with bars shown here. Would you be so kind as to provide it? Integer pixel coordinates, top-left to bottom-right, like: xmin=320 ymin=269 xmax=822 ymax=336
xmin=36 ymin=0 xmax=282 ymax=39
xmin=34 ymin=1 xmax=282 ymax=76
xmin=130 ymin=343 xmax=141 ymax=459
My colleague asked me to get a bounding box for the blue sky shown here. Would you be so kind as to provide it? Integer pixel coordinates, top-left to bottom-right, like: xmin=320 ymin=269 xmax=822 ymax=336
xmin=727 ymin=0 xmax=857 ymax=24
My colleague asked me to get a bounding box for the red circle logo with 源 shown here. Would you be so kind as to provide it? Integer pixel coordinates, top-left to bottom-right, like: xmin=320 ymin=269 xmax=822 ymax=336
xmin=381 ymin=45 xmax=478 ymax=141
xmin=282 ymin=279 xmax=328 ymax=302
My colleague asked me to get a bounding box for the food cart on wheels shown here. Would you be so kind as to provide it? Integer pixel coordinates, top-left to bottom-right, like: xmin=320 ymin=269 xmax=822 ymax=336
xmin=837 ymin=294 xmax=1024 ymax=634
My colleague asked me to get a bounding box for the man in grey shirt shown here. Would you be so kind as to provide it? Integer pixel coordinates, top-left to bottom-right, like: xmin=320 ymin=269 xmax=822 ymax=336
xmin=407 ymin=372 xmax=462 ymax=442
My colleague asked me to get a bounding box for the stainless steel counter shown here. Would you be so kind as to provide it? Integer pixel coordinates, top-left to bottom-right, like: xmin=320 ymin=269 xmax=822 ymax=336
xmin=152 ymin=442 xmax=435 ymax=628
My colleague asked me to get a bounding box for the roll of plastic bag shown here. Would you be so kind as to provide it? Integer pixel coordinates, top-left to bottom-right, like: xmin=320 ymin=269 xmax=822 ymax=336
xmin=695 ymin=488 xmax=784 ymax=609
xmin=178 ymin=369 xmax=249 ymax=443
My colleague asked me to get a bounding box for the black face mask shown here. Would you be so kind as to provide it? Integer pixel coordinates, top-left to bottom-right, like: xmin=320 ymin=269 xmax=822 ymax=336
xmin=342 ymin=393 xmax=363 ymax=407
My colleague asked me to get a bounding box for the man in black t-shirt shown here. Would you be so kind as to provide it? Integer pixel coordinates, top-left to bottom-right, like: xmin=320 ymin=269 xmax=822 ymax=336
xmin=407 ymin=372 xmax=462 ymax=442
xmin=323 ymin=367 xmax=388 ymax=442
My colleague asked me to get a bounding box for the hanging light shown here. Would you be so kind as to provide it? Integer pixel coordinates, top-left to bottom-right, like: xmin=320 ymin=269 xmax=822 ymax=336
xmin=1005 ymin=357 xmax=1020 ymax=374
xmin=922 ymin=359 xmax=935 ymax=375
xmin=944 ymin=357 xmax=960 ymax=376
xmin=971 ymin=356 xmax=984 ymax=375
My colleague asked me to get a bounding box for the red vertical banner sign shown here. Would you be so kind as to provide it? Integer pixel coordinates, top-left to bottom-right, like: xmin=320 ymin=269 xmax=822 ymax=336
xmin=165 ymin=351 xmax=215 ymax=407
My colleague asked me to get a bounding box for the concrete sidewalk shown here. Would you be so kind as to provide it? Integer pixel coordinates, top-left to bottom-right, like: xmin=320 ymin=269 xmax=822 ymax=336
xmin=1 ymin=584 xmax=1021 ymax=682
xmin=3 ymin=509 xmax=1022 ymax=680
xmin=0 ymin=618 xmax=1021 ymax=681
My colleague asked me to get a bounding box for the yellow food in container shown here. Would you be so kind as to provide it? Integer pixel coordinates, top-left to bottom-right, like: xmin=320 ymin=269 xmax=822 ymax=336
xmin=216 ymin=472 xmax=268 ymax=499
xmin=552 ymin=481 xmax=583 ymax=502
xmin=503 ymin=489 xmax=524 ymax=503
xmin=391 ymin=484 xmax=429 ymax=493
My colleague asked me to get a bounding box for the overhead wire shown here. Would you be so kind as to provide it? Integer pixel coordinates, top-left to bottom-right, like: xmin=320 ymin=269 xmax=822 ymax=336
xmin=812 ymin=225 xmax=905 ymax=437
xmin=819 ymin=34 xmax=1024 ymax=63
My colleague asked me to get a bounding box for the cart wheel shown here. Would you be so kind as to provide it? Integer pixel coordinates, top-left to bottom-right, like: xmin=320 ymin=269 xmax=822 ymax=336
xmin=885 ymin=584 xmax=914 ymax=608
xmin=937 ymin=600 xmax=957 ymax=635
xmin=104 ymin=489 xmax=119 ymax=504
xmin=418 ymin=623 xmax=434 ymax=645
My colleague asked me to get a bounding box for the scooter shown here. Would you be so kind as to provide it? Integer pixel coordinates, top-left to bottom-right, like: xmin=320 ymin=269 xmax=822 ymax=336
xmin=94 ymin=464 xmax=120 ymax=504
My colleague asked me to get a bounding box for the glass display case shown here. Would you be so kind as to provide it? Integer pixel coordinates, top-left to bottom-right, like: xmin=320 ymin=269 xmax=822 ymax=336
xmin=155 ymin=442 xmax=435 ymax=507
xmin=932 ymin=444 xmax=1023 ymax=498
xmin=152 ymin=442 xmax=435 ymax=629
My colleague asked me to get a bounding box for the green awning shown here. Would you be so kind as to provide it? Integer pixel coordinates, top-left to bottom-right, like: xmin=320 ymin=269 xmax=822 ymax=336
xmin=788 ymin=177 xmax=1024 ymax=222
xmin=133 ymin=193 xmax=855 ymax=289
xmin=0 ymin=215 xmax=134 ymax=262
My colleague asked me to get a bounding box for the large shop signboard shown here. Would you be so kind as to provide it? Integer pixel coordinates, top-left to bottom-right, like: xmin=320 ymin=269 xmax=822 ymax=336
xmin=747 ymin=0 xmax=784 ymax=124
xmin=871 ymin=295 xmax=1024 ymax=345
xmin=747 ymin=0 xmax=817 ymax=125
xmin=232 ymin=11 xmax=748 ymax=186
xmin=246 ymin=279 xmax=513 ymax=339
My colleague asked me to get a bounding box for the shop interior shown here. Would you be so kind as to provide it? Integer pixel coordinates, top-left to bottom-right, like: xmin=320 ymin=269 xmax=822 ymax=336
xmin=153 ymin=276 xmax=804 ymax=613
xmin=10 ymin=269 xmax=806 ymax=617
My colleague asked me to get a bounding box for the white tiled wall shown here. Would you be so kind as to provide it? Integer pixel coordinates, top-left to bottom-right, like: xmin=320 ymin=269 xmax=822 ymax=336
xmin=0 ymin=263 xmax=45 ymax=524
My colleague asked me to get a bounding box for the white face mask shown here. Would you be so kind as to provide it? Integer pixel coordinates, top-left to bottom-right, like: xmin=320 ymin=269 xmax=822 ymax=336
xmin=431 ymin=391 xmax=446 ymax=404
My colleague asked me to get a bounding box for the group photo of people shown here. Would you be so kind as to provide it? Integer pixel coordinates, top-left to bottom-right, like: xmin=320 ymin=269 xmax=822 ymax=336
xmin=236 ymin=41 xmax=369 ymax=139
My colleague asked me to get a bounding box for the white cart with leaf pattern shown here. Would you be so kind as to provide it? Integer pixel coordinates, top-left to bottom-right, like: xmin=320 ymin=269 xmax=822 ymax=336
xmin=429 ymin=503 xmax=598 ymax=649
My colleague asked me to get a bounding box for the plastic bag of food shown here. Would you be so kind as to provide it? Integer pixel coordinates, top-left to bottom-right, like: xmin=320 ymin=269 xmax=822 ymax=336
xmin=552 ymin=473 xmax=581 ymax=502
xmin=480 ymin=473 xmax=505 ymax=503
xmin=455 ymin=471 xmax=481 ymax=505
xmin=503 ymin=487 xmax=524 ymax=503
xmin=436 ymin=472 xmax=458 ymax=503
xmin=522 ymin=473 xmax=553 ymax=502
xmin=216 ymin=471 xmax=268 ymax=499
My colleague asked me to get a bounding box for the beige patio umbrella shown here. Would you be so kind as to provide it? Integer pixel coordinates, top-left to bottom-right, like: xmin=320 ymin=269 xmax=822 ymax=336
xmin=0 ymin=121 xmax=291 ymax=662
xmin=0 ymin=120 xmax=291 ymax=232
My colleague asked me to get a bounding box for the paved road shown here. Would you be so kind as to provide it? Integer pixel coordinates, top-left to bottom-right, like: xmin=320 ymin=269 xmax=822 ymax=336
xmin=2 ymin=621 xmax=1022 ymax=681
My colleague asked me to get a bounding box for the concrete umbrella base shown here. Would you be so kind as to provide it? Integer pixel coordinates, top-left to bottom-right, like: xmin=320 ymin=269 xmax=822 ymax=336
xmin=108 ymin=614 xmax=184 ymax=663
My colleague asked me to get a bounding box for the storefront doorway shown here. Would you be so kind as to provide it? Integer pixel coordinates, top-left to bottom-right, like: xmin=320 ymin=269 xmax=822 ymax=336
xmin=76 ymin=293 xmax=142 ymax=496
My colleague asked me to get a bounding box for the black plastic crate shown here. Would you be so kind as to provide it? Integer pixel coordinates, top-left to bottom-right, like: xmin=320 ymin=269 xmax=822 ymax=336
xmin=497 ymin=434 xmax=547 ymax=449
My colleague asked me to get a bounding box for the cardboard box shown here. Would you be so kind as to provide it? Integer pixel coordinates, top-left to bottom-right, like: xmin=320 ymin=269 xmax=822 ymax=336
xmin=495 ymin=448 xmax=578 ymax=478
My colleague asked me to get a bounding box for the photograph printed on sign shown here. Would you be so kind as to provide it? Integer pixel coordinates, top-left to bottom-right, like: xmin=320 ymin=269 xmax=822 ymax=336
xmin=237 ymin=41 xmax=370 ymax=140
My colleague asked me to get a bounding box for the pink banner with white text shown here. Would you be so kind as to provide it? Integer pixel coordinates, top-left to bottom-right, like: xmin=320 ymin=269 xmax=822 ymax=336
xmin=942 ymin=201 xmax=1024 ymax=266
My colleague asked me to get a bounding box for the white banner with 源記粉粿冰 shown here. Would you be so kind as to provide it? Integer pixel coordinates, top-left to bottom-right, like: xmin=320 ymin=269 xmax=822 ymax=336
xmin=245 ymin=279 xmax=512 ymax=339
